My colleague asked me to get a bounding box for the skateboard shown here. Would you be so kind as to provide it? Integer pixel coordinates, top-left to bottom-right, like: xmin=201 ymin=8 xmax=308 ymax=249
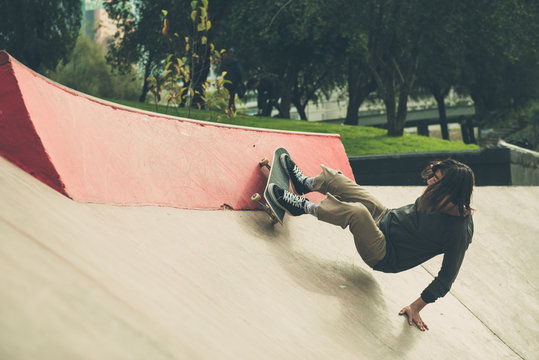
xmin=251 ymin=147 xmax=290 ymax=225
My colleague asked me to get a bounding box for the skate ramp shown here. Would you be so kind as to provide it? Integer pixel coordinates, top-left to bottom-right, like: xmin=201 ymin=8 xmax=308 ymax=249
xmin=1 ymin=156 xmax=538 ymax=360
xmin=1 ymin=50 xmax=538 ymax=359
xmin=0 ymin=51 xmax=351 ymax=209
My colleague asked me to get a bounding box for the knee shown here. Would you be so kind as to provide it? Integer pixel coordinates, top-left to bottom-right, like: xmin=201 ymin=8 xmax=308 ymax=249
xmin=313 ymin=165 xmax=344 ymax=194
xmin=349 ymin=203 xmax=369 ymax=220
xmin=335 ymin=202 xmax=370 ymax=229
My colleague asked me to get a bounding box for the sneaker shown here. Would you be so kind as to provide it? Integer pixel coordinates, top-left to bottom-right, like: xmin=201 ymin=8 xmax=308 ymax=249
xmin=268 ymin=183 xmax=307 ymax=216
xmin=280 ymin=153 xmax=310 ymax=195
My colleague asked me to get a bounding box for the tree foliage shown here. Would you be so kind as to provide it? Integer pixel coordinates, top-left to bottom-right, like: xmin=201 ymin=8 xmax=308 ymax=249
xmin=455 ymin=0 xmax=539 ymax=124
xmin=361 ymin=0 xmax=425 ymax=136
xmin=48 ymin=35 xmax=141 ymax=100
xmin=105 ymin=0 xmax=171 ymax=102
xmin=105 ymin=0 xmax=230 ymax=103
xmin=103 ymin=0 xmax=539 ymax=137
xmin=0 ymin=0 xmax=81 ymax=71
xmin=414 ymin=0 xmax=466 ymax=139
xmin=218 ymin=0 xmax=346 ymax=119
xmin=158 ymin=1 xmax=227 ymax=116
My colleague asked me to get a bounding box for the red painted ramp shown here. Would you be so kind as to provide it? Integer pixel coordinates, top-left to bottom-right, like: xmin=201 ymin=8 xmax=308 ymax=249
xmin=0 ymin=51 xmax=353 ymax=210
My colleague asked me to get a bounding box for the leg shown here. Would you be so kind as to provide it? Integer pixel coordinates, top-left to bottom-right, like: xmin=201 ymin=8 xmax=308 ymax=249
xmin=262 ymin=100 xmax=272 ymax=116
xmin=270 ymin=99 xmax=282 ymax=117
xmin=312 ymin=165 xmax=387 ymax=222
xmin=228 ymin=88 xmax=236 ymax=113
xmin=316 ymin=193 xmax=386 ymax=268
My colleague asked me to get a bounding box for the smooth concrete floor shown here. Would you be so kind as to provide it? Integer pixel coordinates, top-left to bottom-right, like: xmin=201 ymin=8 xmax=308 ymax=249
xmin=1 ymin=156 xmax=537 ymax=359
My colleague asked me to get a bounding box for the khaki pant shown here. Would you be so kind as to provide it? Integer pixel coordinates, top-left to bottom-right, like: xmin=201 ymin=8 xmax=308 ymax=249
xmin=312 ymin=165 xmax=387 ymax=268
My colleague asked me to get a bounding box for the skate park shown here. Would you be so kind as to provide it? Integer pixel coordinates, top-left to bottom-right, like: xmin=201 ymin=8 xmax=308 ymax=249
xmin=1 ymin=51 xmax=538 ymax=359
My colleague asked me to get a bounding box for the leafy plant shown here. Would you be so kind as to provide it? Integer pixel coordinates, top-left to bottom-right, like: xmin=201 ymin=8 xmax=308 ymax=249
xmin=158 ymin=1 xmax=226 ymax=118
xmin=145 ymin=75 xmax=162 ymax=112
xmin=202 ymin=77 xmax=229 ymax=114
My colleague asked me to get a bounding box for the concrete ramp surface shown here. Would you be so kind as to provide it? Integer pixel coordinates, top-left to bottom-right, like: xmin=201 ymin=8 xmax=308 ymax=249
xmin=2 ymin=157 xmax=538 ymax=359
xmin=1 ymin=51 xmax=538 ymax=359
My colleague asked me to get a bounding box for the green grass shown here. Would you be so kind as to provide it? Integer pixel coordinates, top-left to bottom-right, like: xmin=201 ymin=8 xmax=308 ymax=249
xmin=108 ymin=99 xmax=480 ymax=156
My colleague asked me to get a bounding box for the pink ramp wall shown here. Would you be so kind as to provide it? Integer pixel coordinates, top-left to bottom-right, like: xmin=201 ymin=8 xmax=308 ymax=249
xmin=0 ymin=51 xmax=353 ymax=210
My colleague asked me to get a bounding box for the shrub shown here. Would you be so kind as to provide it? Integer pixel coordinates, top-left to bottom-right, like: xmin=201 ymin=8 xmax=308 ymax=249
xmin=48 ymin=35 xmax=141 ymax=101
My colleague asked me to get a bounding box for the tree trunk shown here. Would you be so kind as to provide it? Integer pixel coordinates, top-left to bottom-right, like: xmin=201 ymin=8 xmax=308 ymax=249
xmin=345 ymin=60 xmax=361 ymax=125
xmin=191 ymin=53 xmax=211 ymax=110
xmin=346 ymin=60 xmax=377 ymax=125
xmin=460 ymin=117 xmax=476 ymax=144
xmin=417 ymin=122 xmax=429 ymax=136
xmin=291 ymin=83 xmax=307 ymax=120
xmin=460 ymin=117 xmax=470 ymax=144
xmin=393 ymin=85 xmax=409 ymax=136
xmin=368 ymin=57 xmax=403 ymax=136
xmin=385 ymin=77 xmax=399 ymax=136
xmin=294 ymin=102 xmax=308 ymax=120
xmin=279 ymin=63 xmax=299 ymax=119
xmin=433 ymin=90 xmax=449 ymax=140
xmin=280 ymin=88 xmax=292 ymax=119
xmin=386 ymin=52 xmax=419 ymax=137
xmin=367 ymin=53 xmax=417 ymax=137
xmin=138 ymin=52 xmax=154 ymax=103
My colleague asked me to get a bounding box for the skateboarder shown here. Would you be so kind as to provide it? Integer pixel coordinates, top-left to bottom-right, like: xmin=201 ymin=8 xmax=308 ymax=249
xmin=221 ymin=52 xmax=246 ymax=113
xmin=246 ymin=74 xmax=282 ymax=117
xmin=268 ymin=155 xmax=475 ymax=332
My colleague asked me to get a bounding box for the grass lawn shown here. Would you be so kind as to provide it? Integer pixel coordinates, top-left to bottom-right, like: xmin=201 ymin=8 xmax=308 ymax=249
xmin=107 ymin=99 xmax=480 ymax=156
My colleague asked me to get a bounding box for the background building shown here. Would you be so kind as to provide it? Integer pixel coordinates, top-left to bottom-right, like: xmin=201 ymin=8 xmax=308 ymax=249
xmin=82 ymin=0 xmax=116 ymax=47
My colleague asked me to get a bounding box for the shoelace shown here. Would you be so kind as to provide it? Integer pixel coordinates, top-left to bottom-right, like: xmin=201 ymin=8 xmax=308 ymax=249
xmin=283 ymin=190 xmax=304 ymax=208
xmin=292 ymin=165 xmax=307 ymax=183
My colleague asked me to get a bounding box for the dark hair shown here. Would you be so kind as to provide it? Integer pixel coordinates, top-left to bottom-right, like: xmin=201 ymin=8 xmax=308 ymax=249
xmin=418 ymin=159 xmax=475 ymax=216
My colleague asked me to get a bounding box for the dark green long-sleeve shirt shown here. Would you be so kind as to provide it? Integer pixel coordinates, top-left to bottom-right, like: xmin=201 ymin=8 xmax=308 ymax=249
xmin=374 ymin=199 xmax=473 ymax=303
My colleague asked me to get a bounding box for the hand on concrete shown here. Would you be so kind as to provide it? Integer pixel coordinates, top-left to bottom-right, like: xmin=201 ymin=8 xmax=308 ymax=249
xmin=399 ymin=297 xmax=429 ymax=331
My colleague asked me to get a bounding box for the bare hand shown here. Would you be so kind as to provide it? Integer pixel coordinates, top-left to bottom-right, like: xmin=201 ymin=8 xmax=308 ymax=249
xmin=399 ymin=305 xmax=429 ymax=331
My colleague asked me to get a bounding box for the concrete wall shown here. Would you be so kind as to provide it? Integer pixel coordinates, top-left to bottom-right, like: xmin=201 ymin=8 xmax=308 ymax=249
xmin=499 ymin=140 xmax=539 ymax=185
xmin=349 ymin=148 xmax=513 ymax=186
xmin=349 ymin=142 xmax=539 ymax=186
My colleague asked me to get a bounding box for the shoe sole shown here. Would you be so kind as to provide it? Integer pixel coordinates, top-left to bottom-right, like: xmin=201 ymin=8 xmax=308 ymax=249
xmin=267 ymin=183 xmax=288 ymax=212
xmin=268 ymin=183 xmax=307 ymax=216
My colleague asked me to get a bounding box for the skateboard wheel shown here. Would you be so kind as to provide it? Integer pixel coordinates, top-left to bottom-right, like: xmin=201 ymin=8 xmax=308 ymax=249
xmin=259 ymin=158 xmax=270 ymax=170
xmin=251 ymin=193 xmax=261 ymax=201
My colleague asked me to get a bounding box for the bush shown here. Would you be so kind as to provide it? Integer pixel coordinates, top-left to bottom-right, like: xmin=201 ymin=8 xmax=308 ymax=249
xmin=47 ymin=35 xmax=141 ymax=101
xmin=505 ymin=102 xmax=539 ymax=151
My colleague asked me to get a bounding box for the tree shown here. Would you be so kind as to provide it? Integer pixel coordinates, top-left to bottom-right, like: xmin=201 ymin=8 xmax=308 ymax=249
xmin=105 ymin=0 xmax=170 ymax=102
xmin=456 ymin=0 xmax=539 ymax=124
xmin=48 ymin=35 xmax=140 ymax=100
xmin=335 ymin=0 xmax=377 ymax=126
xmin=360 ymin=0 xmax=428 ymax=137
xmin=343 ymin=55 xmax=378 ymax=126
xmin=0 ymin=0 xmax=81 ymax=71
xmin=105 ymin=0 xmax=230 ymax=105
xmin=220 ymin=0 xmax=346 ymax=119
xmin=415 ymin=0 xmax=465 ymax=140
xmin=159 ymin=1 xmax=226 ymax=115
xmin=291 ymin=56 xmax=343 ymax=121
xmin=288 ymin=2 xmax=348 ymax=120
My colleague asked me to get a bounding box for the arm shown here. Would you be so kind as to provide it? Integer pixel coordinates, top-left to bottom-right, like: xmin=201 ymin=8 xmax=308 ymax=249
xmin=421 ymin=237 xmax=468 ymax=303
xmin=399 ymin=297 xmax=429 ymax=331
xmin=400 ymin=231 xmax=470 ymax=331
